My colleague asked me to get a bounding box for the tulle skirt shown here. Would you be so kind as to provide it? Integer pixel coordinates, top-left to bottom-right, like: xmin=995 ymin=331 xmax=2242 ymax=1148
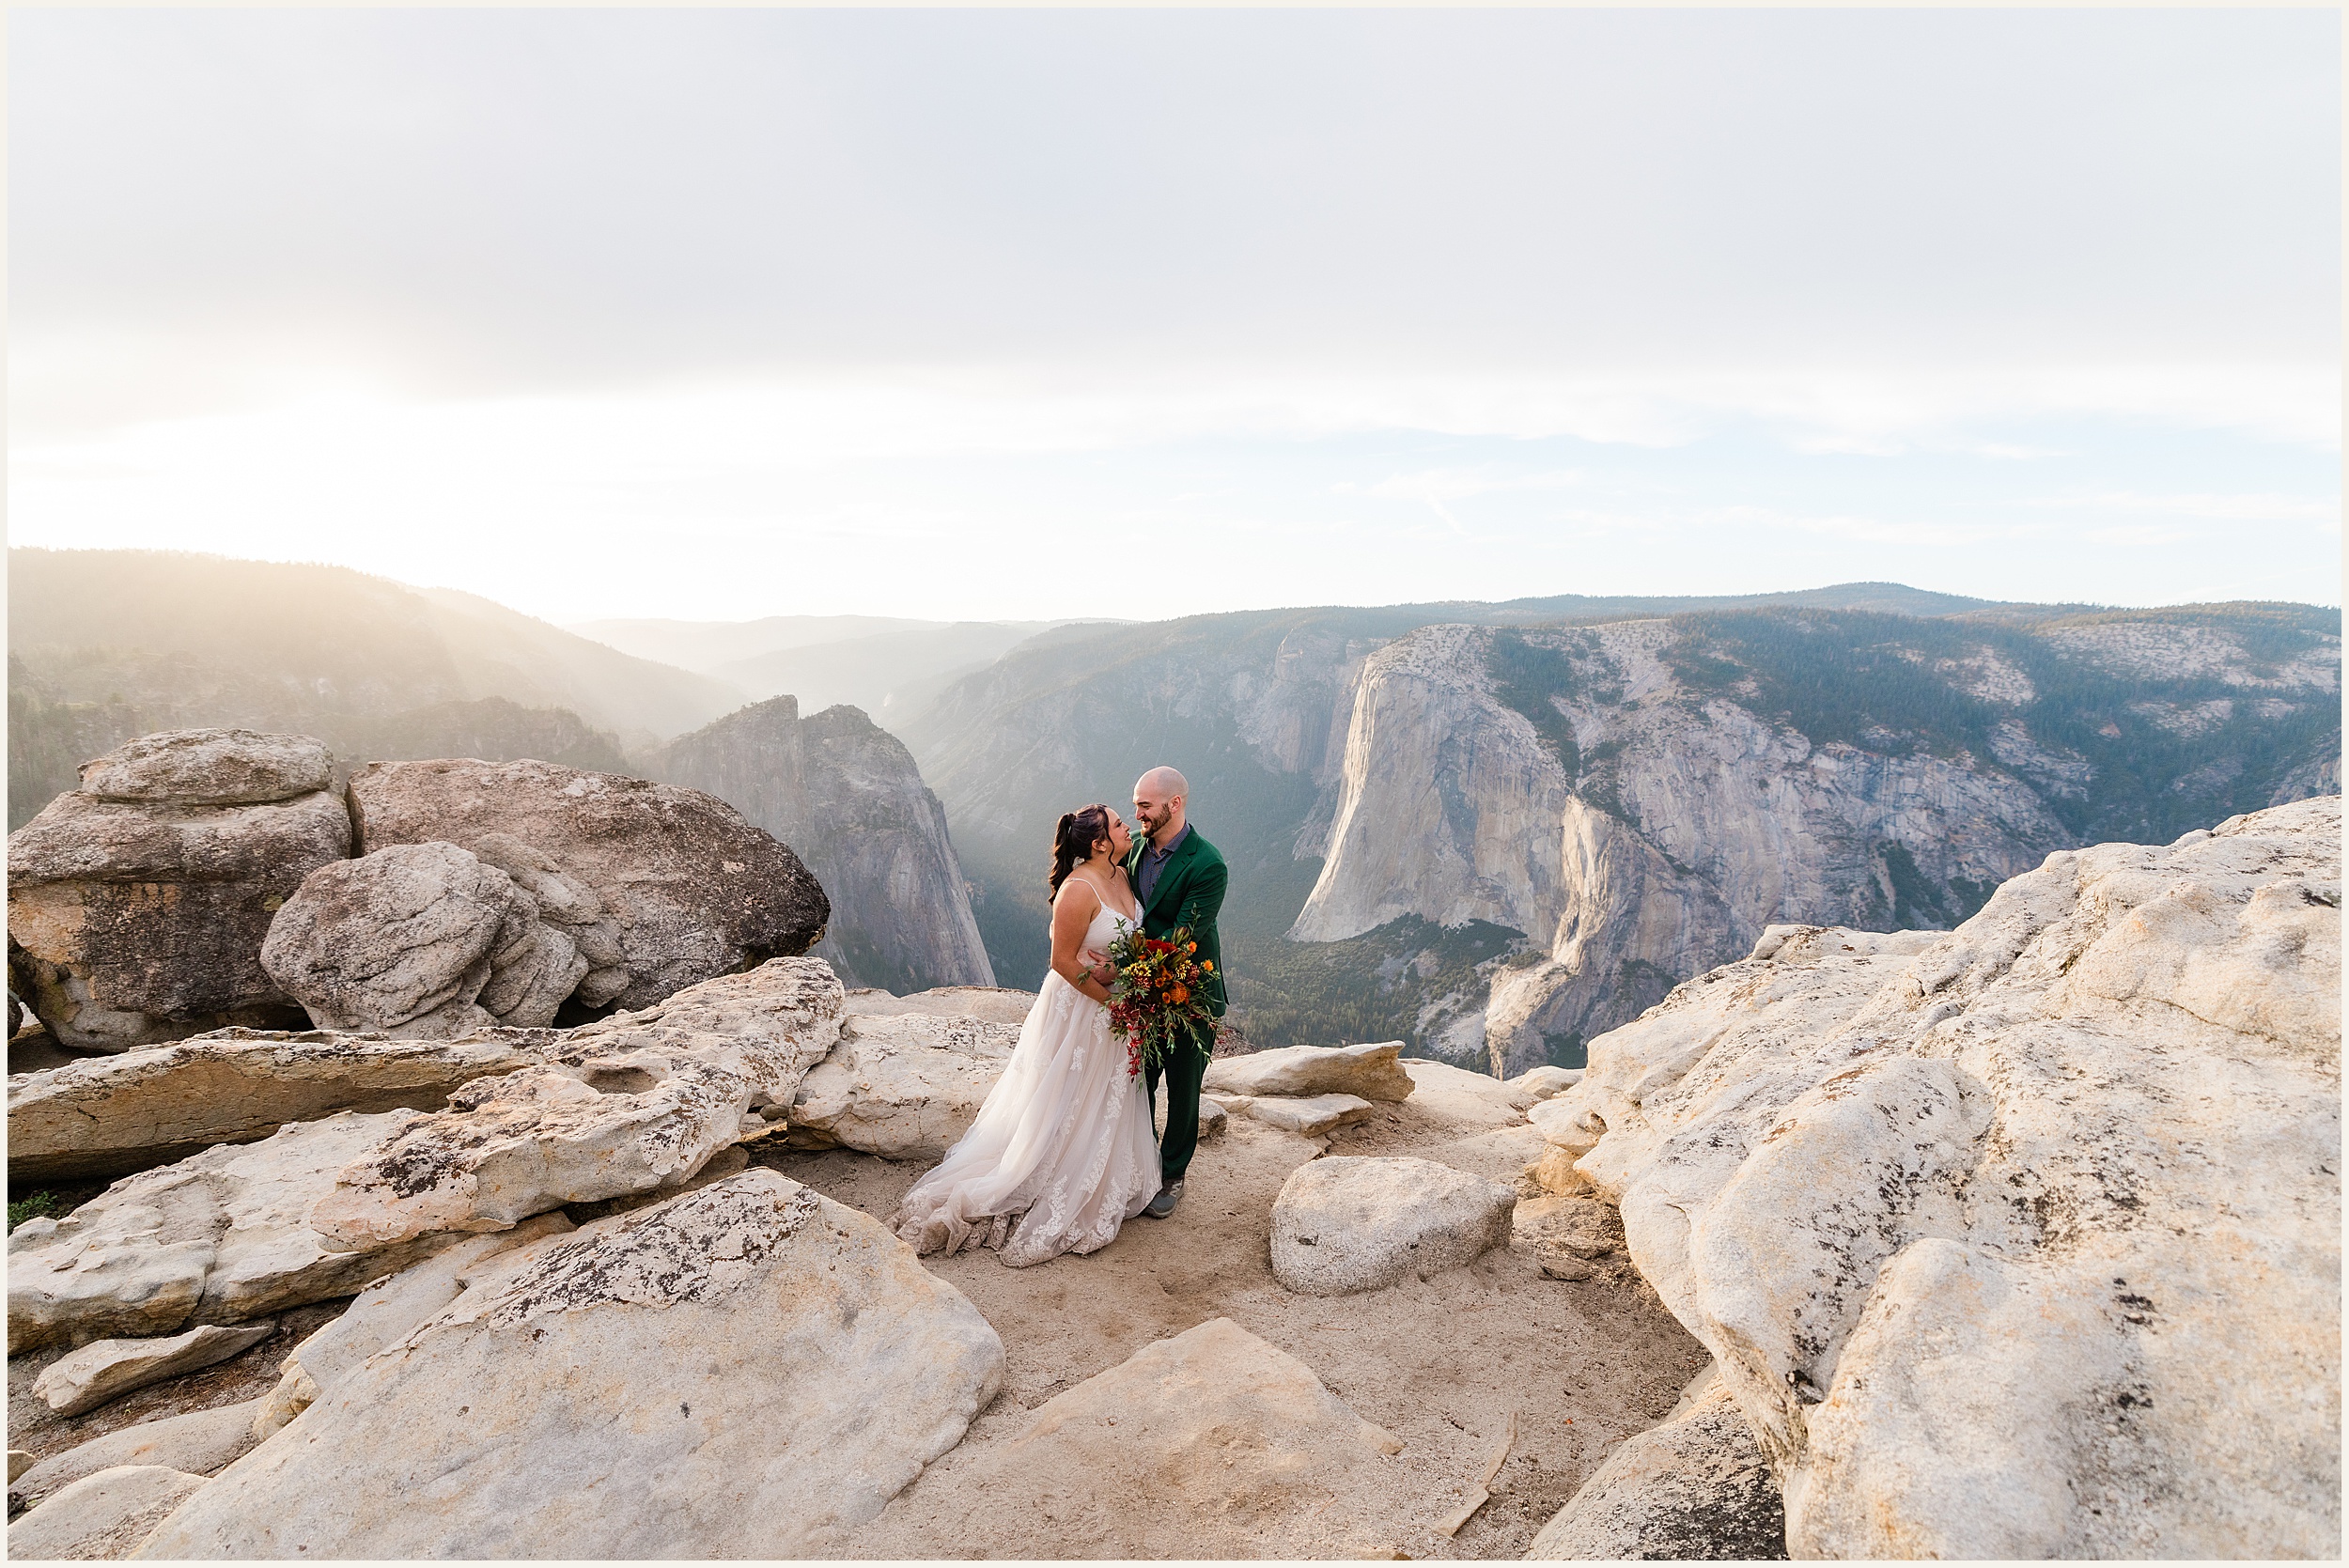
xmin=890 ymin=971 xmax=1161 ymax=1268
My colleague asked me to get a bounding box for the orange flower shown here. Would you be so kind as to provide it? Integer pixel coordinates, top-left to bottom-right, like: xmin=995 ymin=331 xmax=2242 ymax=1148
xmin=1170 ymin=985 xmax=1190 ymax=1003
xmin=1200 ymin=959 xmax=1213 ymax=971
xmin=1186 ymin=941 xmax=1196 ymax=953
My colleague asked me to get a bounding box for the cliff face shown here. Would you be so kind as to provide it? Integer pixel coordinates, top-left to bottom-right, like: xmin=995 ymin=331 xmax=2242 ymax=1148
xmin=901 ymin=612 xmax=1398 ymax=987
xmin=656 ymin=698 xmax=992 ymax=993
xmin=1297 ymin=608 xmax=2341 ymax=1074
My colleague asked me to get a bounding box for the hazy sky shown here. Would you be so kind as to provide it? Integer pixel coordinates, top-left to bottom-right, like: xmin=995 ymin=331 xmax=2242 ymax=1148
xmin=10 ymin=8 xmax=2340 ymax=623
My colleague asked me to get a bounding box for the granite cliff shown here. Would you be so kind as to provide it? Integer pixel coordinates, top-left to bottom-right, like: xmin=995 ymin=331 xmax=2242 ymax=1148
xmin=1299 ymin=606 xmax=2341 ymax=1072
xmin=656 ymin=698 xmax=993 ymax=993
xmin=909 ymin=597 xmax=2339 ymax=1064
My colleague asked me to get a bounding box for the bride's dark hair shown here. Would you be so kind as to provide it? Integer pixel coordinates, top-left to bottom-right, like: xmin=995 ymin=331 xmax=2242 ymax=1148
xmin=1047 ymin=804 xmax=1115 ymax=900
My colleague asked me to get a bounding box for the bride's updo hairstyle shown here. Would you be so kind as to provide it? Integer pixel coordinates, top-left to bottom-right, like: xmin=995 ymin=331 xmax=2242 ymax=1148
xmin=1047 ymin=804 xmax=1115 ymax=899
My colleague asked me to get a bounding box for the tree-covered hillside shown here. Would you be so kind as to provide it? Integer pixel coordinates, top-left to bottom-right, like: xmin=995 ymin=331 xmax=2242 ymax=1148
xmin=7 ymin=549 xmax=732 ymax=824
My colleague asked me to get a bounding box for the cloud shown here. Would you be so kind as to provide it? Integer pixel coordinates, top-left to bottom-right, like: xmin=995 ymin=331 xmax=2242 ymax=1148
xmin=9 ymin=8 xmax=2338 ymax=450
xmin=2027 ymin=489 xmax=2341 ymax=524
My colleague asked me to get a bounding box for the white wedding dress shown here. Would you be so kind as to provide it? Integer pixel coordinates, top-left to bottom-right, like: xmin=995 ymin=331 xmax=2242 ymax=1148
xmin=891 ymin=884 xmax=1162 ymax=1268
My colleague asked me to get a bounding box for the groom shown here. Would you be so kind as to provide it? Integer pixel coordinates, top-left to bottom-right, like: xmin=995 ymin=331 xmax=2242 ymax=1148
xmin=1124 ymin=765 xmax=1227 ymax=1219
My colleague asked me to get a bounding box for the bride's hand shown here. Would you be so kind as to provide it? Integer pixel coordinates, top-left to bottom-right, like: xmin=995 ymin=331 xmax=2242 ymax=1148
xmin=1081 ymin=949 xmax=1114 ymax=986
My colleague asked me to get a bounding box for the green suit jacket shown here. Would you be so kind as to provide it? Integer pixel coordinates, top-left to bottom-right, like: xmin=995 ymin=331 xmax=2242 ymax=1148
xmin=1125 ymin=826 xmax=1228 ymax=1018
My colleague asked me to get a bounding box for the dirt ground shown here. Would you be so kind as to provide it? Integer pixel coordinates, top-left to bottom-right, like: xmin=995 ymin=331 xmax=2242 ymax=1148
xmin=754 ymin=1074 xmax=1710 ymax=1560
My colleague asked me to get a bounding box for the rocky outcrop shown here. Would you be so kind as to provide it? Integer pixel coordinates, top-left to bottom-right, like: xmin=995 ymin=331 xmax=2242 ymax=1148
xmin=347 ymin=757 xmax=829 ymax=1013
xmin=7 ymin=1026 xmax=555 ymax=1186
xmin=1269 ymin=1156 xmax=1516 ymax=1296
xmin=7 ymin=730 xmax=351 ymax=1050
xmin=34 ymin=1323 xmax=275 ymax=1417
xmin=857 ymin=1317 xmax=1409 ymax=1559
xmin=654 ymin=696 xmax=993 ymax=992
xmin=134 ymin=1172 xmax=1006 ymax=1560
xmin=7 ymin=960 xmax=844 ymax=1353
xmin=1202 ymin=1040 xmax=1416 ymax=1101
xmin=1541 ymin=796 xmax=2341 ymax=1558
xmin=8 ymin=1466 xmax=211 ymax=1560
xmin=785 ymin=1010 xmax=1020 ymax=1159
xmin=1527 ymin=1366 xmax=1785 ymax=1560
xmin=259 ymin=842 xmax=587 ymax=1036
xmin=7 ymin=1111 xmax=466 ymax=1355
xmin=309 ymin=957 xmax=842 ymax=1245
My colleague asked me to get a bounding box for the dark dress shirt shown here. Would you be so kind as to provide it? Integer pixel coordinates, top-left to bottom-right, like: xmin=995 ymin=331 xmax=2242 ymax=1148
xmin=1136 ymin=823 xmax=1191 ymax=908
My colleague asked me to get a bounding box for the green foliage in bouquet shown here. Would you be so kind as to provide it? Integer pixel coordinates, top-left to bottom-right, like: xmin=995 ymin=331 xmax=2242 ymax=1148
xmin=1105 ymin=923 xmax=1219 ymax=1078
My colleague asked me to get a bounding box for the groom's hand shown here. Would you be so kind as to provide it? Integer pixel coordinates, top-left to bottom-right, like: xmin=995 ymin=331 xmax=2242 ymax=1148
xmin=1082 ymin=950 xmax=1115 ymax=986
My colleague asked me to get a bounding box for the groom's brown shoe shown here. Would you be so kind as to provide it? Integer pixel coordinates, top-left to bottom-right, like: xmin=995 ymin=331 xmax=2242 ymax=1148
xmin=1143 ymin=1179 xmax=1183 ymax=1219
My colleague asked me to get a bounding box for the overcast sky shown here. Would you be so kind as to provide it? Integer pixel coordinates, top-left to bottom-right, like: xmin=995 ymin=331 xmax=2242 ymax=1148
xmin=10 ymin=8 xmax=2340 ymax=623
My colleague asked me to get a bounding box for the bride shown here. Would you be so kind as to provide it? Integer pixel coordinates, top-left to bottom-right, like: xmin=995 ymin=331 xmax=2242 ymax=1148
xmin=891 ymin=803 xmax=1162 ymax=1267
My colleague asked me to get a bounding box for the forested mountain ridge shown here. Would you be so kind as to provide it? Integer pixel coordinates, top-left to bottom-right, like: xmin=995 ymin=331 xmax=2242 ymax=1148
xmin=7 ymin=549 xmax=739 ymax=824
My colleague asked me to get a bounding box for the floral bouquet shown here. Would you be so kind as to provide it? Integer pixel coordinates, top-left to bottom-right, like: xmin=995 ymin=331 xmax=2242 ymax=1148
xmin=1104 ymin=923 xmax=1217 ymax=1079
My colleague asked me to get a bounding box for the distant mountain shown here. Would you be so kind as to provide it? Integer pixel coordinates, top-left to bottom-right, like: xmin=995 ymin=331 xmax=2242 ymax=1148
xmin=568 ymin=613 xmax=947 ymax=673
xmin=714 ymin=621 xmax=1087 ymax=722
xmin=898 ymin=582 xmax=2043 ymax=990
xmin=6 ymin=549 xmax=739 ymax=823
xmin=903 ymin=589 xmax=2342 ymax=1067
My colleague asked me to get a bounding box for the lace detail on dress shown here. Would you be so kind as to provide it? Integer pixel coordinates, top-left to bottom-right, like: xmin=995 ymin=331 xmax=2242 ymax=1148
xmin=888 ymin=894 xmax=1159 ymax=1268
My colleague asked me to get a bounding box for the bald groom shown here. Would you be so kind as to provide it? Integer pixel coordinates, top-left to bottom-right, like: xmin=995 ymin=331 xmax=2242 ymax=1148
xmin=1124 ymin=766 xmax=1228 ymax=1219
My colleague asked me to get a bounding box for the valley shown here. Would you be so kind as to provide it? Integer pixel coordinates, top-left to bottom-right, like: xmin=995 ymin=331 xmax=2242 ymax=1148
xmin=9 ymin=548 xmax=2340 ymax=1068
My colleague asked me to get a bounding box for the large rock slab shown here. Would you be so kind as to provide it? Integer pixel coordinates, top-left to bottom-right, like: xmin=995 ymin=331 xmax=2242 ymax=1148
xmin=7 ymin=1026 xmax=554 ymax=1186
xmin=1550 ymin=797 xmax=2343 ymax=1559
xmin=135 ymin=1170 xmax=1004 ymax=1559
xmin=308 ymin=957 xmax=843 ymax=1245
xmin=8 ymin=1465 xmax=210 ymax=1560
xmin=248 ymin=1214 xmax=576 ymax=1441
xmin=347 ymin=757 xmax=830 ymax=1012
xmin=1269 ymin=1156 xmax=1516 ymax=1296
xmin=260 ymin=841 xmax=585 ymax=1036
xmin=75 ymin=729 xmax=333 ymax=807
xmin=1217 ymin=1091 xmax=1376 ymax=1136
xmin=8 ymin=962 xmax=844 ymax=1355
xmin=858 ymin=1316 xmax=1408 ymax=1559
xmin=7 ymin=1112 xmax=463 ymax=1355
xmin=1203 ymin=1040 xmax=1416 ymax=1102
xmin=1528 ymin=1367 xmax=1784 ymax=1559
xmin=9 ymin=1401 xmax=265 ymax=1511
xmin=843 ymin=985 xmax=1036 ymax=1026
xmin=786 ymin=1010 xmax=1019 ymax=1159
xmin=8 ymin=732 xmax=352 ymax=1051
xmin=34 ymin=1322 xmax=275 ymax=1417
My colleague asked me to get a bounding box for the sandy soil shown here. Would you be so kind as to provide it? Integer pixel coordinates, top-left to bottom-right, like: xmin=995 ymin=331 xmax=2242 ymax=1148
xmin=754 ymin=1074 xmax=1709 ymax=1560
